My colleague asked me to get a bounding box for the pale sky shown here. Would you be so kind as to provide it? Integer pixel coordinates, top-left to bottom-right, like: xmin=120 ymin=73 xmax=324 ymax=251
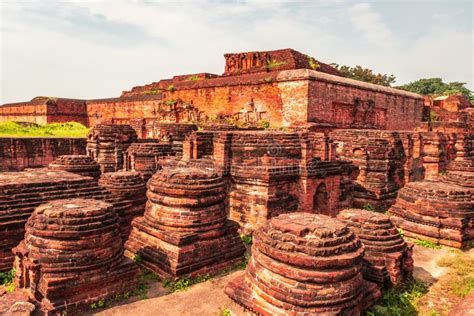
xmin=0 ymin=0 xmax=473 ymax=104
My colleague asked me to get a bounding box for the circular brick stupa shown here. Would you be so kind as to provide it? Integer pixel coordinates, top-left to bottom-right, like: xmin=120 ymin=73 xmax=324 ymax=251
xmin=337 ymin=208 xmax=413 ymax=286
xmin=48 ymin=154 xmax=101 ymax=178
xmin=99 ymin=171 xmax=147 ymax=239
xmin=225 ymin=213 xmax=381 ymax=316
xmin=125 ymin=167 xmax=245 ymax=279
xmin=13 ymin=199 xmax=139 ymax=314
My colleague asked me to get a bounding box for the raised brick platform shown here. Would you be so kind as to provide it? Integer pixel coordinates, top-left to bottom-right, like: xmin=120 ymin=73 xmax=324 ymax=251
xmin=337 ymin=208 xmax=413 ymax=286
xmin=12 ymin=199 xmax=139 ymax=314
xmin=125 ymin=166 xmax=245 ymax=279
xmin=225 ymin=212 xmax=381 ymax=315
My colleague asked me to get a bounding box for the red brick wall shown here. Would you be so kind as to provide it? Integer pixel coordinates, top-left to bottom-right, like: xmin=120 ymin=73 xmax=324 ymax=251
xmin=0 ymin=137 xmax=86 ymax=171
xmin=0 ymin=103 xmax=48 ymax=125
xmin=47 ymin=99 xmax=88 ymax=125
xmin=86 ymin=96 xmax=163 ymax=126
xmin=306 ymin=72 xmax=424 ymax=130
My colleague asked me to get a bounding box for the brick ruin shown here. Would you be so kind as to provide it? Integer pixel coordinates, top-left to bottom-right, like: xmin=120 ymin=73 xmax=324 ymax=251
xmin=12 ymin=199 xmax=139 ymax=314
xmin=225 ymin=213 xmax=382 ymax=315
xmin=389 ymin=135 xmax=474 ymax=248
xmin=86 ymin=124 xmax=138 ymax=173
xmin=1 ymin=48 xmax=423 ymax=131
xmin=0 ymin=47 xmax=473 ymax=314
xmin=337 ymin=208 xmax=413 ymax=286
xmin=48 ymin=154 xmax=101 ymax=178
xmin=125 ymin=166 xmax=246 ymax=279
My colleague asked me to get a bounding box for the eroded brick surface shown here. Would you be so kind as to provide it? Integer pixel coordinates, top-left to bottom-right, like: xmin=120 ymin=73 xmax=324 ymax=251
xmin=337 ymin=208 xmax=413 ymax=286
xmin=48 ymin=154 xmax=101 ymax=178
xmin=86 ymin=124 xmax=138 ymax=173
xmin=225 ymin=213 xmax=382 ymax=315
xmin=12 ymin=199 xmax=139 ymax=314
xmin=125 ymin=166 xmax=246 ymax=279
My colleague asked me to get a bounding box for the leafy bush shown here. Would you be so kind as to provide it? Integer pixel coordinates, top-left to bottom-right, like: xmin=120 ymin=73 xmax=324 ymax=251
xmin=241 ymin=235 xmax=253 ymax=245
xmin=167 ymin=84 xmax=175 ymax=92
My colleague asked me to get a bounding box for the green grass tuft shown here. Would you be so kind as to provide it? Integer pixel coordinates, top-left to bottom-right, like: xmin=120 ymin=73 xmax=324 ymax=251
xmin=0 ymin=121 xmax=89 ymax=138
xmin=162 ymin=274 xmax=212 ymax=293
xmin=367 ymin=278 xmax=429 ymax=316
xmin=413 ymin=239 xmax=442 ymax=249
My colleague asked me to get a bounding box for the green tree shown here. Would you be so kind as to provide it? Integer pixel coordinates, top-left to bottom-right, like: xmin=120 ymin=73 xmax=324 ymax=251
xmin=397 ymin=78 xmax=473 ymax=103
xmin=331 ymin=64 xmax=396 ymax=87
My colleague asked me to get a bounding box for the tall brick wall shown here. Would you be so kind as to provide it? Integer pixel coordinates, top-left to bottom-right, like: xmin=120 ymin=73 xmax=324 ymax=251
xmin=0 ymin=103 xmax=48 ymax=125
xmin=0 ymin=137 xmax=86 ymax=171
xmin=86 ymin=95 xmax=163 ymax=127
xmin=305 ymin=70 xmax=424 ymax=130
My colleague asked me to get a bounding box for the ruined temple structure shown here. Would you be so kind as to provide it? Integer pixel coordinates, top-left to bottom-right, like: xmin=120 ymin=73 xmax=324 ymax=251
xmin=225 ymin=213 xmax=381 ymax=315
xmin=329 ymin=129 xmax=425 ymax=210
xmin=12 ymin=199 xmax=139 ymax=314
xmin=0 ymin=169 xmax=105 ymax=272
xmin=48 ymin=154 xmax=101 ymax=178
xmin=1 ymin=48 xmax=424 ymax=131
xmin=337 ymin=208 xmax=413 ymax=286
xmin=99 ymin=171 xmax=147 ymax=239
xmin=123 ymin=141 xmax=174 ymax=180
xmin=125 ymin=166 xmax=246 ymax=279
xmin=389 ymin=135 xmax=474 ymax=248
xmin=86 ymin=124 xmax=138 ymax=173
xmin=0 ymin=165 xmax=144 ymax=272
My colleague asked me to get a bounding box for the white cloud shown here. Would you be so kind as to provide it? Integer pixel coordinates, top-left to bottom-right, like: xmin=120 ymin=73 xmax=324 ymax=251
xmin=0 ymin=1 xmax=472 ymax=103
xmin=348 ymin=3 xmax=393 ymax=46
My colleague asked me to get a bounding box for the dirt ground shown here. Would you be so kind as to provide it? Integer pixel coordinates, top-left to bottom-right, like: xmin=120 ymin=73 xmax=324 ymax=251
xmin=1 ymin=244 xmax=472 ymax=316
xmin=91 ymin=244 xmax=473 ymax=316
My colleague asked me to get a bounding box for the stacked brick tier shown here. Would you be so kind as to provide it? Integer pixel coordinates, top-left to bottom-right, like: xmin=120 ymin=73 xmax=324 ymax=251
xmin=125 ymin=167 xmax=245 ymax=279
xmin=12 ymin=199 xmax=139 ymax=314
xmin=0 ymin=169 xmax=136 ymax=272
xmin=329 ymin=129 xmax=424 ymax=211
xmin=86 ymin=124 xmax=138 ymax=173
xmin=0 ymin=170 xmax=104 ymax=272
xmin=225 ymin=213 xmax=381 ymax=315
xmin=99 ymin=171 xmax=147 ymax=240
xmin=389 ymin=180 xmax=473 ymax=248
xmin=48 ymin=154 xmax=101 ymax=178
xmin=390 ymin=134 xmax=474 ymax=248
xmin=337 ymin=208 xmax=413 ymax=286
xmin=124 ymin=141 xmax=173 ymax=180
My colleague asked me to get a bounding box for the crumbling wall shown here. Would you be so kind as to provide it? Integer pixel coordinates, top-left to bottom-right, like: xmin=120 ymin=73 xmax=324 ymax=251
xmin=0 ymin=137 xmax=86 ymax=171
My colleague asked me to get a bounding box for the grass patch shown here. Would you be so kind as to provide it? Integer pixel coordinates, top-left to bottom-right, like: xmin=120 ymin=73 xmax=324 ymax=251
xmin=89 ymin=269 xmax=158 ymax=310
xmin=267 ymin=59 xmax=286 ymax=69
xmin=142 ymin=88 xmax=162 ymax=95
xmin=162 ymin=274 xmax=212 ymax=293
xmin=219 ymin=307 xmax=233 ymax=316
xmin=186 ymin=75 xmax=202 ymax=81
xmin=0 ymin=121 xmax=89 ymax=138
xmin=413 ymin=239 xmax=441 ymax=249
xmin=367 ymin=278 xmax=429 ymax=316
xmin=437 ymin=252 xmax=474 ymax=298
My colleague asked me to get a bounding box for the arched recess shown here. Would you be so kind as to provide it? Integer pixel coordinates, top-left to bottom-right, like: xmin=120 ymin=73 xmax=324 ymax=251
xmin=313 ymin=183 xmax=329 ymax=214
